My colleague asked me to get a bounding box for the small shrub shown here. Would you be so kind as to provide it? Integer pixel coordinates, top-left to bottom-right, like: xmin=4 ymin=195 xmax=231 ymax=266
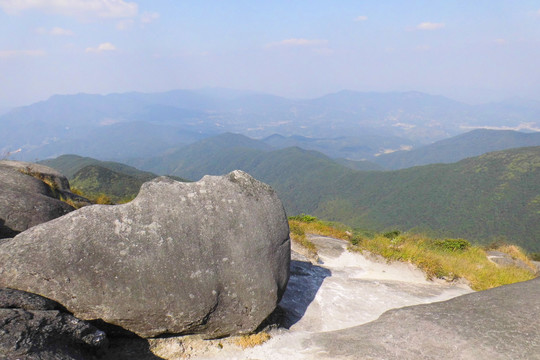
xmin=383 ymin=230 xmax=401 ymax=239
xmin=70 ymin=187 xmax=85 ymax=196
xmin=95 ymin=194 xmax=114 ymax=205
xmin=350 ymin=235 xmax=363 ymax=246
xmin=288 ymin=214 xmax=318 ymax=223
xmin=530 ymin=253 xmax=540 ymax=261
xmin=434 ymin=238 xmax=471 ymax=252
xmin=289 ymin=222 xmax=305 ymax=236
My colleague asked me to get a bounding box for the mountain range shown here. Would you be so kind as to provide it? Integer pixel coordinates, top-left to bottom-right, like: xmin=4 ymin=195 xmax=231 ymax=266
xmin=41 ymin=142 xmax=540 ymax=252
xmin=2 ymin=88 xmax=540 ymax=162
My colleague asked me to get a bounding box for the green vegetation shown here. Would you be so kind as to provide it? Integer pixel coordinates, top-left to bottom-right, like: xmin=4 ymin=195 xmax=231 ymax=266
xmin=375 ymin=129 xmax=540 ymax=170
xmin=290 ymin=216 xmax=537 ymax=291
xmin=38 ymin=154 xmax=159 ymax=179
xmin=289 ymin=215 xmax=352 ymax=257
xmin=289 ymin=220 xmax=317 ymax=255
xmin=18 ymin=166 xmax=60 ymax=193
xmin=433 ymin=238 xmax=471 ymax=252
xmin=69 ymin=165 xmax=146 ymax=204
xmin=145 ymin=140 xmax=540 ymax=252
xmin=39 ymin=155 xmax=189 ymax=204
xmin=40 ymin=145 xmax=540 ymax=251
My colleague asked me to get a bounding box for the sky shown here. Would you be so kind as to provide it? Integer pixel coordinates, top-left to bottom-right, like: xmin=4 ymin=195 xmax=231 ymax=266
xmin=1 ymin=0 xmax=540 ymax=107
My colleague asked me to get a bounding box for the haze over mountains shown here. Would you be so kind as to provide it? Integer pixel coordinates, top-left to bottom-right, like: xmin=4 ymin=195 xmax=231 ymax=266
xmin=2 ymin=88 xmax=540 ymax=163
xmin=4 ymin=88 xmax=540 ymax=251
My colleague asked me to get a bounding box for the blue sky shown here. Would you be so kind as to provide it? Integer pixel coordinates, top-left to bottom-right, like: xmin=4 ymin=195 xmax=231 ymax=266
xmin=1 ymin=0 xmax=540 ymax=106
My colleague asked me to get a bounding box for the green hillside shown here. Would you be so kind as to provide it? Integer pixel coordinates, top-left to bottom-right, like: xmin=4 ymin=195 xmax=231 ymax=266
xmin=132 ymin=132 xmax=274 ymax=177
xmin=142 ymin=138 xmax=540 ymax=251
xmin=41 ymin=143 xmax=540 ymax=251
xmin=375 ymin=129 xmax=540 ymax=169
xmin=39 ymin=154 xmax=159 ymax=180
xmin=70 ymin=165 xmax=148 ymax=203
xmin=39 ymin=155 xmax=188 ymax=202
xmin=314 ymin=147 xmax=540 ymax=251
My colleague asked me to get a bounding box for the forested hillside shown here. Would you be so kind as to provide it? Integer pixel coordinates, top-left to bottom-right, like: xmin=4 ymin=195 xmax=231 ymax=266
xmin=46 ymin=143 xmax=540 ymax=251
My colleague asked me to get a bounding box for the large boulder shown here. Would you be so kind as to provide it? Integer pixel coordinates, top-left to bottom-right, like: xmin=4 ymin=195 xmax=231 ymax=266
xmin=0 ymin=288 xmax=108 ymax=360
xmin=0 ymin=160 xmax=83 ymax=238
xmin=310 ymin=277 xmax=540 ymax=359
xmin=0 ymin=171 xmax=290 ymax=338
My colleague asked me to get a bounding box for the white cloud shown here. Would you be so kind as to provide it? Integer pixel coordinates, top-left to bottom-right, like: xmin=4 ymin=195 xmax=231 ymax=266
xmin=116 ymin=19 xmax=134 ymax=30
xmin=494 ymin=38 xmax=507 ymax=45
xmin=37 ymin=27 xmax=74 ymax=36
xmin=85 ymin=42 xmax=116 ymax=53
xmin=266 ymin=38 xmax=328 ymax=48
xmin=416 ymin=22 xmax=445 ymax=30
xmin=0 ymin=0 xmax=138 ymax=18
xmin=0 ymin=49 xmax=45 ymax=58
xmin=460 ymin=123 xmax=540 ymax=132
xmin=354 ymin=15 xmax=368 ymax=22
xmin=140 ymin=11 xmax=159 ymax=23
xmin=51 ymin=26 xmax=74 ymax=35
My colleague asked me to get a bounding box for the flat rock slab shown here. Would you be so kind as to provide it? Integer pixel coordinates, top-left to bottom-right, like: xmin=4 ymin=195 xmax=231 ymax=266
xmin=191 ymin=236 xmax=473 ymax=360
xmin=0 ymin=171 xmax=290 ymax=338
xmin=310 ymin=277 xmax=540 ymax=359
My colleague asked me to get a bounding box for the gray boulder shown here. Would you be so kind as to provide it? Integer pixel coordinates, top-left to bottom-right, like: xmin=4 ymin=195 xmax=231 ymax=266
xmin=0 ymin=160 xmax=79 ymax=238
xmin=0 ymin=170 xmax=290 ymax=338
xmin=311 ymin=277 xmax=540 ymax=359
xmin=0 ymin=288 xmax=108 ymax=360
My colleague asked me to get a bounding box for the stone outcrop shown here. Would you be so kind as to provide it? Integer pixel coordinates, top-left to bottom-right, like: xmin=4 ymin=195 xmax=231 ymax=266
xmin=0 ymin=288 xmax=108 ymax=360
xmin=311 ymin=277 xmax=540 ymax=359
xmin=0 ymin=171 xmax=290 ymax=338
xmin=487 ymin=250 xmax=537 ymax=273
xmin=0 ymin=160 xmax=88 ymax=238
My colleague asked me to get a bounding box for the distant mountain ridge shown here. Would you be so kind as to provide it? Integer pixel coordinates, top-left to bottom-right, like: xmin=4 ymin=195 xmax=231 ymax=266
xmin=151 ymin=142 xmax=540 ymax=251
xmin=375 ymin=129 xmax=540 ymax=169
xmin=2 ymin=88 xmax=539 ymax=162
xmin=45 ymin=144 xmax=540 ymax=251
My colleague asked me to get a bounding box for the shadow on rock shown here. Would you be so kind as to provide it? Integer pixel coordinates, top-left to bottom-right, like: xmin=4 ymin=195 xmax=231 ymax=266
xmin=101 ymin=336 xmax=165 ymax=360
xmin=0 ymin=288 xmax=108 ymax=360
xmin=0 ymin=288 xmax=164 ymax=360
xmin=87 ymin=320 xmax=164 ymax=360
xmin=0 ymin=218 xmax=19 ymax=239
xmin=277 ymin=260 xmax=332 ymax=329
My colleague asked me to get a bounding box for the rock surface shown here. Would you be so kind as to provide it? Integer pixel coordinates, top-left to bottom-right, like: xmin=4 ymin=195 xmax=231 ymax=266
xmin=0 ymin=288 xmax=108 ymax=360
xmin=149 ymin=235 xmax=473 ymax=360
xmin=0 ymin=160 xmax=79 ymax=238
xmin=0 ymin=171 xmax=290 ymax=338
xmin=487 ymin=250 xmax=536 ymax=272
xmin=311 ymin=277 xmax=540 ymax=359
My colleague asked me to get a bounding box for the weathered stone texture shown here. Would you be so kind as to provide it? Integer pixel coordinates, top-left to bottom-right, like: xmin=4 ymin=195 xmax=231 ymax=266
xmin=0 ymin=171 xmax=290 ymax=338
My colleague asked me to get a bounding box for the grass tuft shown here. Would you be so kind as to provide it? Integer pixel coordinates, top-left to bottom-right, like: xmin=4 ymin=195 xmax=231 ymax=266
xmin=233 ymin=332 xmax=271 ymax=349
xmin=290 ymin=215 xmax=536 ymax=291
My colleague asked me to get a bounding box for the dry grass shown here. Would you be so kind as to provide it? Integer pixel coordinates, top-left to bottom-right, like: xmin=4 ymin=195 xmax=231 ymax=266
xmin=233 ymin=332 xmax=271 ymax=349
xmin=19 ymin=166 xmax=59 ymax=192
xmin=495 ymin=244 xmax=537 ymax=271
xmin=290 ymin=215 xmax=536 ymax=291
xmin=351 ymin=232 xmax=536 ymax=291
xmin=288 ymin=215 xmax=351 ymax=256
xmin=289 ymin=220 xmax=317 ymax=254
